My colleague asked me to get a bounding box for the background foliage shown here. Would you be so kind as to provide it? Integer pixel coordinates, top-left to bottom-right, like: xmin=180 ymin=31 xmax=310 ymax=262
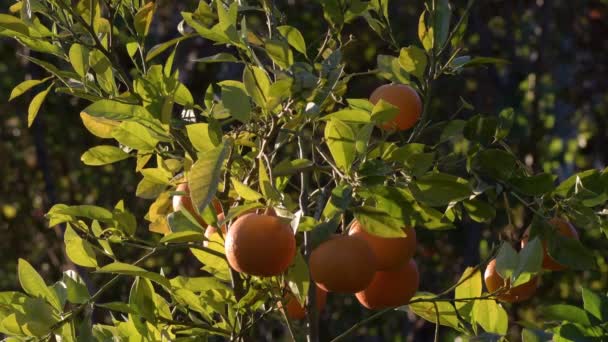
xmin=1 ymin=0 xmax=607 ymax=340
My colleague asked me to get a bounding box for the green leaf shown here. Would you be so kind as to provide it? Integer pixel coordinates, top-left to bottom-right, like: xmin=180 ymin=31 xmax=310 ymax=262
xmin=64 ymin=225 xmax=98 ymax=268
xmin=243 ymin=66 xmax=270 ymax=109
xmin=160 ymin=231 xmax=205 ymax=244
xmin=189 ymin=140 xmax=231 ymax=213
xmin=89 ymin=50 xmax=116 ymax=94
xmin=511 ymin=237 xmax=542 ymax=286
xmin=434 ymin=0 xmax=451 ymax=49
xmin=464 ymin=115 xmax=498 ymax=145
xmin=495 ymin=243 xmax=518 ymax=280
xmin=0 ymin=13 xmax=29 ymax=36
xmin=146 ymin=34 xmax=195 ymax=62
xmin=265 ymin=39 xmax=294 ymax=69
xmin=418 ymin=11 xmax=434 ymax=51
xmin=9 ymin=77 xmax=51 ymax=101
xmin=377 ymin=55 xmax=410 ymax=84
xmin=134 ymin=2 xmax=155 ymax=37
xmin=194 ymin=52 xmax=239 ymax=63
xmin=68 ymin=44 xmax=89 ymax=78
xmin=455 ymin=267 xmax=482 ymax=316
xmin=81 ymin=145 xmax=130 ymax=166
xmin=258 ymin=158 xmax=281 ymax=202
xmin=220 ymin=80 xmax=251 ymax=123
xmin=398 ymin=46 xmax=428 ymax=81
xmin=48 ymin=204 xmax=114 ymax=223
xmin=370 ymin=99 xmax=399 ymax=124
xmin=554 ymin=169 xmax=602 ymax=198
xmin=542 ymin=305 xmax=591 ymax=326
xmin=495 ymin=107 xmax=514 ymax=141
xmin=167 ymin=210 xmax=203 ymax=233
xmin=223 ymin=203 xmax=265 ymax=224
xmin=62 ymin=270 xmax=90 ymax=304
xmin=96 ymin=262 xmax=170 ymax=289
xmin=141 ymin=168 xmax=172 ymax=185
xmin=190 ymin=235 xmax=230 ymax=281
xmin=323 ymin=109 xmax=371 ymax=123
xmin=186 ymin=123 xmax=221 ymax=153
xmin=473 ymin=299 xmax=508 ymax=335
xmin=278 ymin=25 xmax=307 ymax=56
xmin=285 ymin=252 xmax=310 ymax=305
xmin=582 ymin=287 xmax=608 ymax=322
xmin=324 ymin=118 xmax=356 ymax=172
xmin=410 ymin=172 xmax=472 ymax=207
xmin=472 ymin=149 xmax=517 ymax=181
xmin=547 ymin=233 xmax=596 ymax=270
xmin=509 ymin=173 xmax=556 ymax=196
xmin=462 ymin=199 xmax=496 ymax=223
xmin=231 ymin=179 xmax=262 ymax=201
xmin=169 ymin=276 xmax=230 ymax=292
xmin=18 ymin=259 xmax=61 ymax=311
xmin=129 ymin=277 xmax=157 ymax=323
xmin=408 ymin=293 xmax=461 ymax=330
xmin=28 ymin=83 xmax=53 ymax=127
xmin=111 ymin=121 xmax=159 ymax=151
xmin=353 ymin=206 xmax=405 ymax=238
xmin=80 ymin=112 xmax=119 ymax=139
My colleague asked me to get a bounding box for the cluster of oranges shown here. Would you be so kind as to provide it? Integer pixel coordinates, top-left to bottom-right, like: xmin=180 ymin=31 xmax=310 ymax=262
xmin=171 ymin=184 xmax=420 ymax=319
xmin=483 ymin=217 xmax=580 ymax=303
xmin=310 ymin=223 xmax=419 ymax=311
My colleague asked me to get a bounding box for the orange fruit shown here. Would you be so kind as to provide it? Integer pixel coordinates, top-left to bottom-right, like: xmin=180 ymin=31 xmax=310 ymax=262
xmin=225 ymin=213 xmax=296 ymax=277
xmin=349 ymin=220 xmax=416 ymax=270
xmin=356 ymin=259 xmax=419 ymax=310
xmin=521 ymin=217 xmax=579 ymax=271
xmin=283 ymin=285 xmax=328 ymax=320
xmin=173 ymin=183 xmax=223 ymax=227
xmin=309 ymin=235 xmax=376 ymax=293
xmin=204 ymin=213 xmax=227 ymax=247
xmin=370 ymin=84 xmax=422 ymax=131
xmin=484 ymin=259 xmax=538 ymax=303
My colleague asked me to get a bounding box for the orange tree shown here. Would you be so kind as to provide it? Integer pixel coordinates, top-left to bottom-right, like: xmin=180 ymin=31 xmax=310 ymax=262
xmin=1 ymin=0 xmax=607 ymax=341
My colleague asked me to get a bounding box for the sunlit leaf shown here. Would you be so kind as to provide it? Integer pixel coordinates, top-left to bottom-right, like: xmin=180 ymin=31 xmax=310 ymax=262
xmin=27 ymin=83 xmax=53 ymax=127
xmin=81 ymin=145 xmax=130 ymax=166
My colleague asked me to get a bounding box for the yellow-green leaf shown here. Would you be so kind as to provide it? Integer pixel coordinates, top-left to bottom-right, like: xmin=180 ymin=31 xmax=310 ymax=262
xmin=27 ymin=83 xmax=53 ymax=127
xmin=9 ymin=77 xmax=51 ymax=101
xmin=64 ymin=225 xmax=98 ymax=268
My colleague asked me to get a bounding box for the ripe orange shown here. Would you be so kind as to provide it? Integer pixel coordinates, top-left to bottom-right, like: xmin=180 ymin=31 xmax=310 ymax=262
xmin=484 ymin=259 xmax=538 ymax=303
xmin=521 ymin=217 xmax=579 ymax=271
xmin=283 ymin=285 xmax=328 ymax=320
xmin=369 ymin=84 xmax=422 ymax=131
xmin=355 ymin=259 xmax=419 ymax=310
xmin=173 ymin=183 xmax=223 ymax=227
xmin=204 ymin=213 xmax=227 ymax=247
xmin=225 ymin=213 xmax=296 ymax=277
xmin=349 ymin=220 xmax=416 ymax=270
xmin=309 ymin=235 xmax=376 ymax=293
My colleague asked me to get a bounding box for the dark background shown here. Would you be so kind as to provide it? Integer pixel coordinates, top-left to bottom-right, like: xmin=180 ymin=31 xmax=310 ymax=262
xmin=1 ymin=0 xmax=607 ymax=340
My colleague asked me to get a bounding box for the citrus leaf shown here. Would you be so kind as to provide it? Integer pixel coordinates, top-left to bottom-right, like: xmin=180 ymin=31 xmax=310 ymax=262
xmin=18 ymin=259 xmax=61 ymax=311
xmin=324 ymin=118 xmax=356 ymax=172
xmin=9 ymin=77 xmax=52 ymax=101
xmin=473 ymin=299 xmax=508 ymax=335
xmin=96 ymin=262 xmax=170 ymax=289
xmin=81 ymin=145 xmax=130 ymax=166
xmin=189 ymin=140 xmax=231 ymax=213
xmin=27 ymin=83 xmax=53 ymax=127
xmin=64 ymin=225 xmax=98 ymax=268
xmin=231 ymin=179 xmax=262 ymax=201
xmin=278 ymin=25 xmax=307 ymax=56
